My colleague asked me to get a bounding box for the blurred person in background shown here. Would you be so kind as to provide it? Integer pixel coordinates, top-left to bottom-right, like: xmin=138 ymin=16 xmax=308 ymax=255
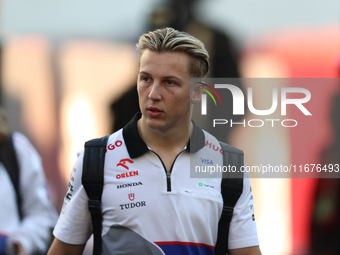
xmin=0 ymin=107 xmax=57 ymax=255
xmin=310 ymin=66 xmax=340 ymax=254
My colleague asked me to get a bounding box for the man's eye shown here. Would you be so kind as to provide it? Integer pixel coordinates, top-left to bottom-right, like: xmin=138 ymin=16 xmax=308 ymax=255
xmin=142 ymin=77 xmax=150 ymax=82
xmin=166 ymin=80 xmax=174 ymax=85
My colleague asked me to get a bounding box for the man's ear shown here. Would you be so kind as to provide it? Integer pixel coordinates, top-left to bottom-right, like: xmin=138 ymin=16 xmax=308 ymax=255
xmin=191 ymin=82 xmax=205 ymax=105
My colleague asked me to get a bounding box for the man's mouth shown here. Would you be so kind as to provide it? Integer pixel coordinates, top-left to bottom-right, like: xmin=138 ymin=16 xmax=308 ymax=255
xmin=147 ymin=107 xmax=163 ymax=117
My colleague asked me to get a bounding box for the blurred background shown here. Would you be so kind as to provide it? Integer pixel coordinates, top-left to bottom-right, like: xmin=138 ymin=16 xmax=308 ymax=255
xmin=0 ymin=0 xmax=339 ymax=254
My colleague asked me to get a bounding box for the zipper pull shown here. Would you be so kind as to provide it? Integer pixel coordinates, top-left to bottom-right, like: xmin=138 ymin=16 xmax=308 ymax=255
xmin=166 ymin=172 xmax=171 ymax=192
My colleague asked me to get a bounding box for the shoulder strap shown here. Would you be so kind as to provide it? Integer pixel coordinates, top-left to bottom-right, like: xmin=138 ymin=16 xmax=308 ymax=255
xmin=215 ymin=141 xmax=244 ymax=255
xmin=82 ymin=135 xmax=109 ymax=255
xmin=0 ymin=134 xmax=23 ymax=220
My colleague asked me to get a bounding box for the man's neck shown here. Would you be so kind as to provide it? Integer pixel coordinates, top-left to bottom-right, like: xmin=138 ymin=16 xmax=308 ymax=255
xmin=137 ymin=118 xmax=193 ymax=153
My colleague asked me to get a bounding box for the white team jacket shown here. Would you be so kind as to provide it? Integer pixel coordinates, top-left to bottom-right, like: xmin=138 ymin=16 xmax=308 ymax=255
xmin=54 ymin=114 xmax=259 ymax=254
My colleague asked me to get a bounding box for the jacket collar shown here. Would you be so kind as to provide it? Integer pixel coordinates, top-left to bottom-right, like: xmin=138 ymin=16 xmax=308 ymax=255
xmin=122 ymin=113 xmax=205 ymax=159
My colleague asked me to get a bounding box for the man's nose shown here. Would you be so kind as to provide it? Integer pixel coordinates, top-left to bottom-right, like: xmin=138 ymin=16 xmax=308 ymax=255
xmin=148 ymin=82 xmax=162 ymax=100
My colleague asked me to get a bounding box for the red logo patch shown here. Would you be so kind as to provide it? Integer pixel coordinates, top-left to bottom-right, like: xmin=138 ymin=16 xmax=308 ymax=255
xmin=107 ymin=140 xmax=123 ymax=151
xmin=117 ymin=158 xmax=134 ymax=170
xmin=116 ymin=171 xmax=138 ymax=179
xmin=128 ymin=193 xmax=135 ymax=201
xmin=205 ymin=140 xmax=223 ymax=154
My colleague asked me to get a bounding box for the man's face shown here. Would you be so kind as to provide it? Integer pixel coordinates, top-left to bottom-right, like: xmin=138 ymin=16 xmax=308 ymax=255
xmin=137 ymin=49 xmax=199 ymax=132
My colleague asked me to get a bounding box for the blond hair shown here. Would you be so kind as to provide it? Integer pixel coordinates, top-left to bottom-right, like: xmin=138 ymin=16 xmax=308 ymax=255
xmin=136 ymin=27 xmax=209 ymax=78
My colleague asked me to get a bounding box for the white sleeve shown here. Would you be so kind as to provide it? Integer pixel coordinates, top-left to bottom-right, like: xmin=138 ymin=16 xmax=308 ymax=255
xmin=53 ymin=150 xmax=93 ymax=245
xmin=228 ymin=170 xmax=260 ymax=250
xmin=7 ymin=132 xmax=58 ymax=254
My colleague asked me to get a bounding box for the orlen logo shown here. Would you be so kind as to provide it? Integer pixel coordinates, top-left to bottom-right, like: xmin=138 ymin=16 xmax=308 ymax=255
xmin=116 ymin=171 xmax=138 ymax=179
xmin=108 ymin=140 xmax=123 ymax=151
xmin=117 ymin=158 xmax=134 ymax=170
xmin=116 ymin=158 xmax=137 ymax=179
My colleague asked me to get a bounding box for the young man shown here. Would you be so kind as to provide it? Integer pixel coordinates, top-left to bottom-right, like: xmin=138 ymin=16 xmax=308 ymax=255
xmin=48 ymin=27 xmax=261 ymax=255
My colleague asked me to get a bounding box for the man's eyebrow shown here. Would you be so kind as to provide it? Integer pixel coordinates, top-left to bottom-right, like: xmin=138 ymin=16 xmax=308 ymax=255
xmin=139 ymin=71 xmax=150 ymax=76
xmin=139 ymin=72 xmax=183 ymax=82
xmin=163 ymin=75 xmax=182 ymax=80
xmin=164 ymin=76 xmax=183 ymax=83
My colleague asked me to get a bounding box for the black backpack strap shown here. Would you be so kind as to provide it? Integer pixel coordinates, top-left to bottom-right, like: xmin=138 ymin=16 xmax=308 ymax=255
xmin=82 ymin=135 xmax=109 ymax=255
xmin=215 ymin=141 xmax=244 ymax=255
xmin=0 ymin=134 xmax=23 ymax=220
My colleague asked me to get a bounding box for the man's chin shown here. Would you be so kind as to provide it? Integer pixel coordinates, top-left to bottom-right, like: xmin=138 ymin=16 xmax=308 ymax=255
xmin=145 ymin=119 xmax=166 ymax=130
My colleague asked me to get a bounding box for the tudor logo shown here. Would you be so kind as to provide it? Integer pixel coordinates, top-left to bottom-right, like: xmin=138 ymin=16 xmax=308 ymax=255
xmin=128 ymin=193 xmax=135 ymax=201
xmin=119 ymin=201 xmax=146 ymax=210
xmin=117 ymin=158 xmax=134 ymax=170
